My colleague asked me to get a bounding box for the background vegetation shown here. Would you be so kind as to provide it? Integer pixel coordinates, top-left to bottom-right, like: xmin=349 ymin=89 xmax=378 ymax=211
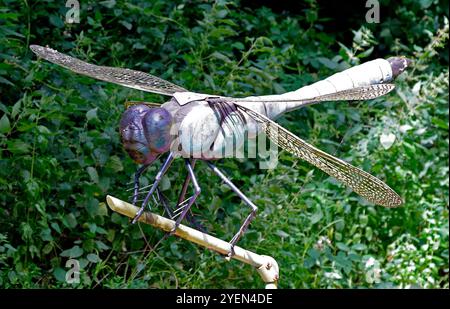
xmin=0 ymin=0 xmax=448 ymax=288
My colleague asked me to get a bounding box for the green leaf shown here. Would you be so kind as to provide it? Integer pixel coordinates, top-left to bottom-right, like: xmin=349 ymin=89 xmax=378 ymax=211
xmin=0 ymin=12 xmax=19 ymax=20
xmin=40 ymin=228 xmax=53 ymax=242
xmin=51 ymin=222 xmax=62 ymax=234
xmin=100 ymin=0 xmax=116 ymax=8
xmin=211 ymin=51 xmax=231 ymax=63
xmin=95 ymin=240 xmax=110 ymax=251
xmin=0 ymin=76 xmax=14 ymax=86
xmin=310 ymin=210 xmax=323 ymax=224
xmin=38 ymin=125 xmax=51 ymax=135
xmin=0 ymin=103 xmax=8 ymax=114
xmin=419 ymin=0 xmax=433 ymax=8
xmin=351 ymin=244 xmax=367 ymax=251
xmin=432 ymin=117 xmax=448 ymax=130
xmin=86 ymin=108 xmax=98 ymax=121
xmin=336 ymin=242 xmax=350 ymax=252
xmin=63 ymin=213 xmax=78 ymax=229
xmin=275 ymin=230 xmax=290 ymax=238
xmin=317 ymin=57 xmax=338 ymax=70
xmin=215 ymin=9 xmax=228 ymax=18
xmin=53 ymin=268 xmax=66 ymax=282
xmin=120 ymin=20 xmax=132 ymax=30
xmin=49 ymin=14 xmax=64 ymax=28
xmin=132 ymin=42 xmax=146 ymax=49
xmin=159 ymin=175 xmax=171 ymax=191
xmin=357 ymin=46 xmax=374 ymax=58
xmin=232 ymin=42 xmax=244 ymax=50
xmin=43 ymin=243 xmax=53 ymax=255
xmin=87 ymin=253 xmax=101 ymax=263
xmin=365 ymin=227 xmax=373 ymax=241
xmin=87 ymin=166 xmax=99 ymax=183
xmin=359 ymin=214 xmax=369 ymax=226
xmin=60 ymin=245 xmax=83 ymax=258
xmin=97 ymin=202 xmax=108 ymax=217
xmin=0 ymin=114 xmax=11 ymax=134
xmin=307 ymin=248 xmax=320 ymax=260
xmin=7 ymin=140 xmax=30 ymax=154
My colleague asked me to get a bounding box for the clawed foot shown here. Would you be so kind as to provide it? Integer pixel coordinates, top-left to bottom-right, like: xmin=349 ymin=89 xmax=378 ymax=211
xmin=224 ymin=235 xmax=239 ymax=260
xmin=169 ymin=224 xmax=179 ymax=236
xmin=226 ymin=244 xmax=236 ymax=259
xmin=131 ymin=207 xmax=145 ymax=224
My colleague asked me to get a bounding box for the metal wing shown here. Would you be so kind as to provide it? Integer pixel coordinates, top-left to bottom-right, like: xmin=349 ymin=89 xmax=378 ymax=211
xmin=30 ymin=45 xmax=187 ymax=96
xmin=235 ymin=102 xmax=403 ymax=207
xmin=232 ymin=84 xmax=395 ymax=104
xmin=124 ymin=101 xmax=162 ymax=109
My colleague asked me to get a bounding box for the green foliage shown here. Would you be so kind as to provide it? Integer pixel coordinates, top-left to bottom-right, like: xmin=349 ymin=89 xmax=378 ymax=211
xmin=0 ymin=0 xmax=448 ymax=288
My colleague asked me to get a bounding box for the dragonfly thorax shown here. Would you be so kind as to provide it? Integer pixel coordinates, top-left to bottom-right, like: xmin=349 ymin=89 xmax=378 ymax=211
xmin=119 ymin=104 xmax=173 ymax=164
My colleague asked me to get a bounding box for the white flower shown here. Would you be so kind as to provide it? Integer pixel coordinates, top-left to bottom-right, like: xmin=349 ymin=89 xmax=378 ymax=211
xmin=324 ymin=272 xmax=342 ymax=279
xmin=406 ymin=244 xmax=417 ymax=251
xmin=365 ymin=257 xmax=376 ymax=268
xmin=314 ymin=236 xmax=331 ymax=250
xmin=399 ymin=124 xmax=413 ymax=133
xmin=432 ymin=240 xmax=440 ymax=250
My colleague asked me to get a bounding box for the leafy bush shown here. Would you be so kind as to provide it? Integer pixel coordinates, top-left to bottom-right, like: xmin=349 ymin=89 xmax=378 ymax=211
xmin=0 ymin=0 xmax=448 ymax=288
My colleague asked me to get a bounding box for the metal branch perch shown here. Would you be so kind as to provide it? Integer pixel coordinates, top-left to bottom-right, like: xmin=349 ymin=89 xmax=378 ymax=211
xmin=106 ymin=195 xmax=279 ymax=288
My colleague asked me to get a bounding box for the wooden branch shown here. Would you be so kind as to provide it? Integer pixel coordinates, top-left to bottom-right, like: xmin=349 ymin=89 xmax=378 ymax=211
xmin=106 ymin=195 xmax=279 ymax=288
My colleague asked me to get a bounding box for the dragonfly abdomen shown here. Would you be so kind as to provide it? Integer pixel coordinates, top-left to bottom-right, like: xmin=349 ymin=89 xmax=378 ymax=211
xmin=238 ymin=57 xmax=409 ymax=120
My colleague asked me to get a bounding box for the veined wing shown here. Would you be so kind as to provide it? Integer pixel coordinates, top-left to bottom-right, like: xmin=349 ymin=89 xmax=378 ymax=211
xmin=125 ymin=101 xmax=162 ymax=109
xmin=235 ymin=102 xmax=403 ymax=207
xmin=233 ymin=84 xmax=395 ymax=104
xmin=30 ymin=45 xmax=187 ymax=96
xmin=231 ymin=57 xmax=410 ymax=107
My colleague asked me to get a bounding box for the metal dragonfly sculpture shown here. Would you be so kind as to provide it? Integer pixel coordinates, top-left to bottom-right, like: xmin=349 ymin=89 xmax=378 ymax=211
xmin=30 ymin=45 xmax=409 ymax=256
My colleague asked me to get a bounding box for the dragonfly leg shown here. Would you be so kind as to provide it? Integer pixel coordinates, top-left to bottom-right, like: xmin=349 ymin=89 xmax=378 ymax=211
xmin=206 ymin=162 xmax=258 ymax=257
xmin=132 ymin=152 xmax=174 ymax=224
xmin=155 ymin=188 xmax=174 ymax=218
xmin=176 ymin=160 xmax=197 ymax=206
xmin=170 ymin=159 xmax=201 ymax=234
xmin=131 ymin=164 xmax=150 ymax=206
xmin=173 ymin=160 xmax=203 ymax=228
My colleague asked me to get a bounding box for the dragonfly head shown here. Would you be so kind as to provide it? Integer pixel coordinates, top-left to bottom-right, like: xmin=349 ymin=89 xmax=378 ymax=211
xmin=120 ymin=105 xmax=173 ymax=164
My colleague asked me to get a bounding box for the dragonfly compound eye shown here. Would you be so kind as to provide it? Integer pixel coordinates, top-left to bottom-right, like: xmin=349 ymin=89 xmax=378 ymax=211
xmin=142 ymin=108 xmax=173 ymax=153
xmin=120 ymin=105 xmax=153 ymax=164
